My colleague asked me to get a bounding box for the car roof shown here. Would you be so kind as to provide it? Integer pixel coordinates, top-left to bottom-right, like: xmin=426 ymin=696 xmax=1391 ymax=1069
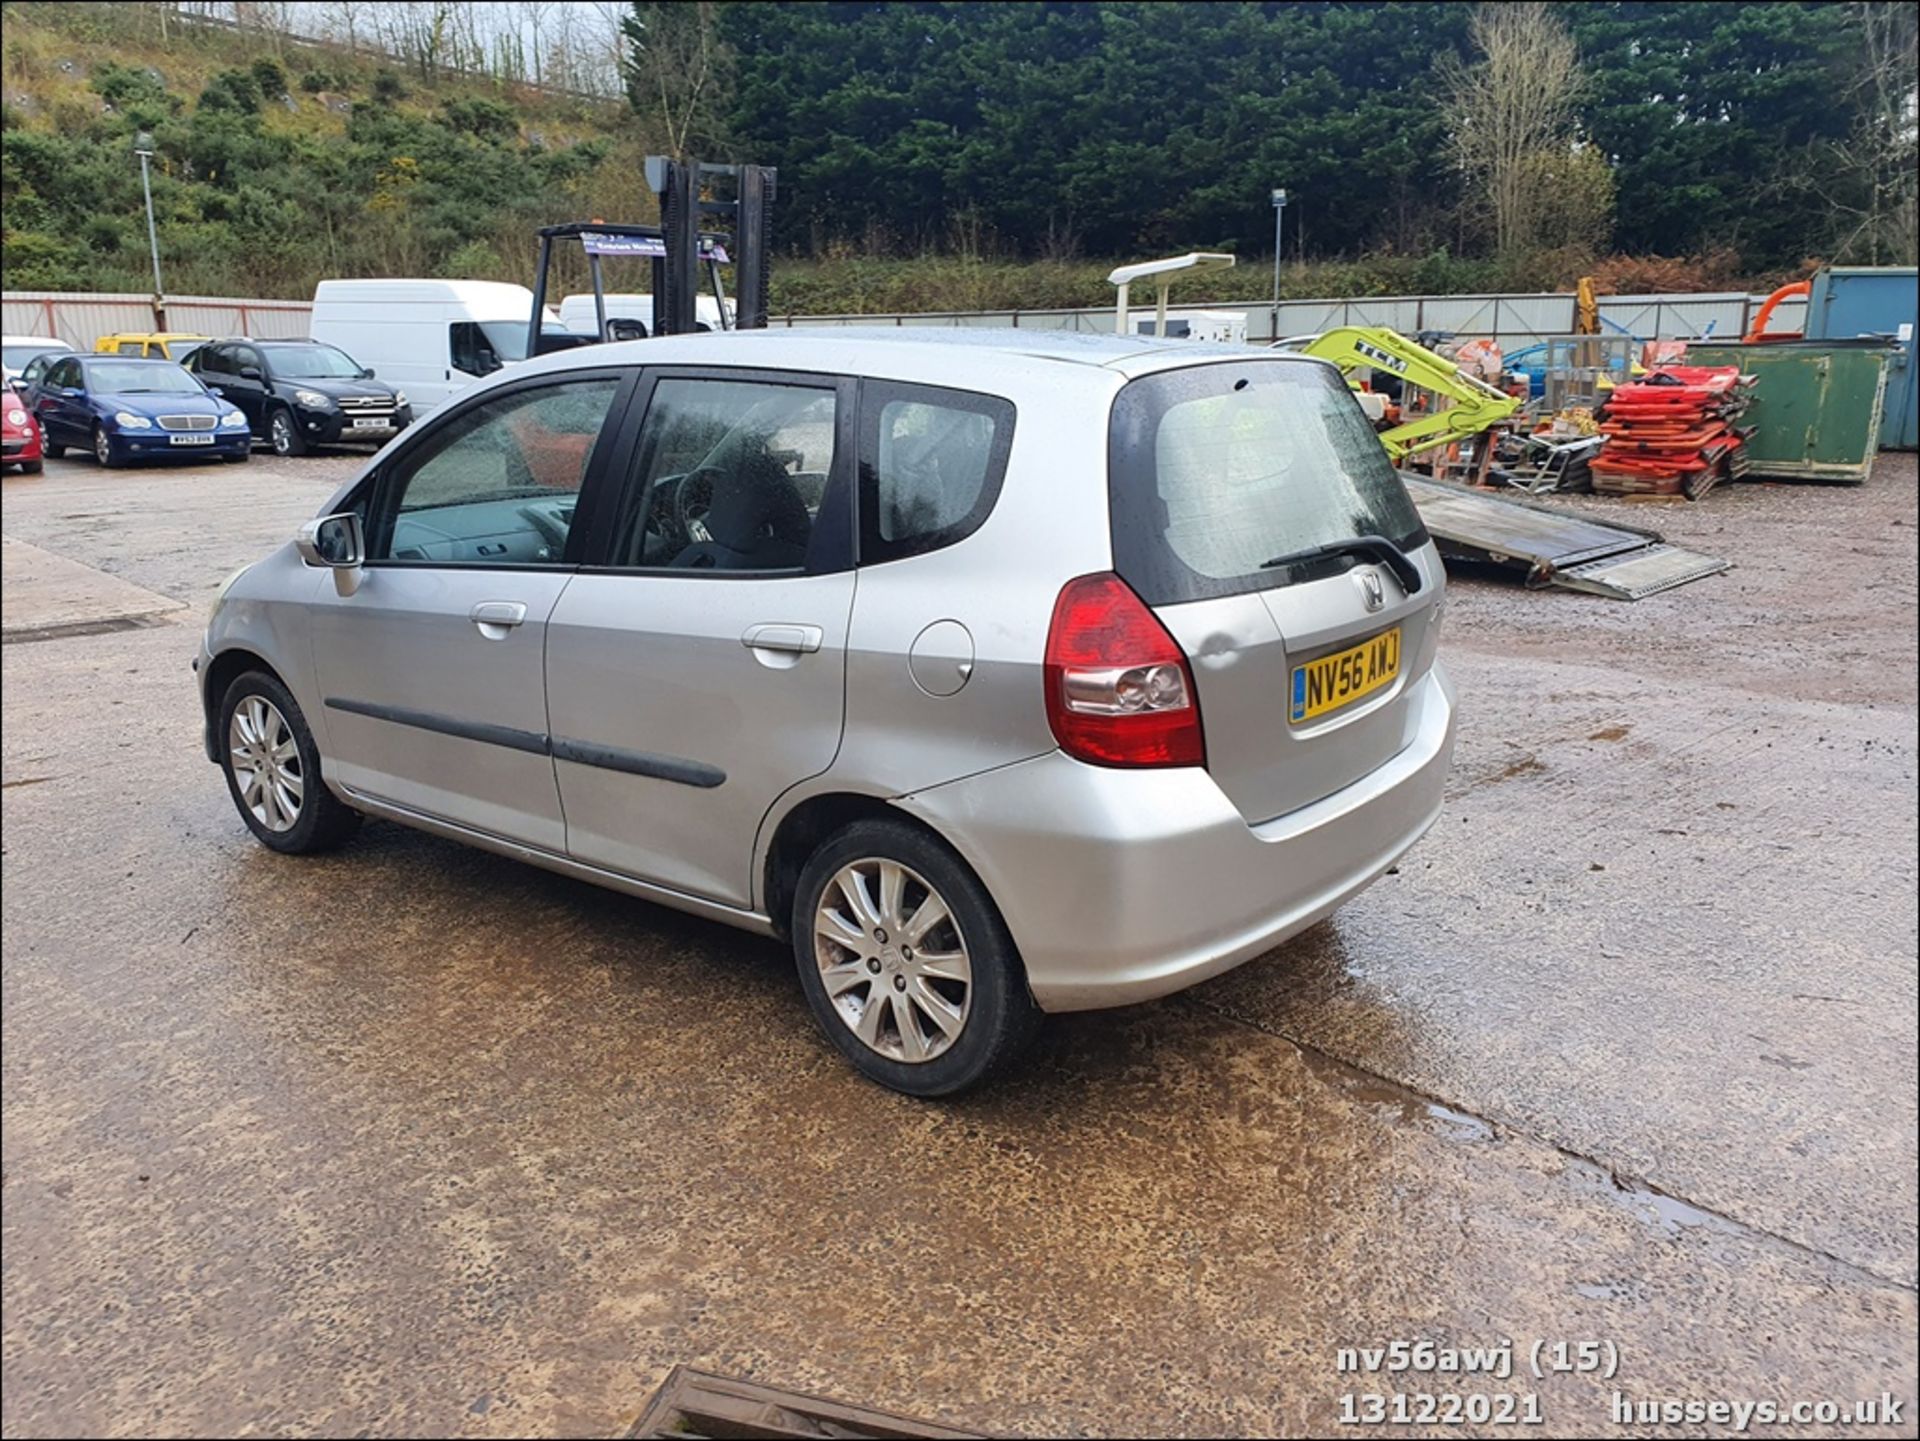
xmin=3 ymin=334 xmax=73 ymax=346
xmin=509 ymin=326 xmax=1329 ymax=393
xmin=313 ymin=278 xmax=532 ymax=309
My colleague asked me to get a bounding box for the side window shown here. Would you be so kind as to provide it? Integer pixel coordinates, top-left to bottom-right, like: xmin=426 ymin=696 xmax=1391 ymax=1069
xmin=450 ymin=322 xmax=503 ymax=377
xmin=367 ymin=377 xmax=619 ymax=567
xmin=858 ymin=381 xmax=1014 ymax=564
xmin=196 ymin=346 xmax=227 ymax=376
xmin=232 ymin=346 xmax=261 ymax=377
xmin=48 ymin=358 xmax=78 ymax=389
xmin=612 ymin=377 xmax=838 ymax=573
xmin=116 ymin=341 xmax=144 ymax=356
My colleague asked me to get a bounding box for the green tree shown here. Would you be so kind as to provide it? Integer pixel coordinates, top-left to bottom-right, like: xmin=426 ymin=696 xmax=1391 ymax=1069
xmin=1569 ymin=2 xmax=1858 ymax=267
xmin=623 ymin=1 xmax=731 ymax=158
xmin=199 ymin=68 xmax=264 ymax=116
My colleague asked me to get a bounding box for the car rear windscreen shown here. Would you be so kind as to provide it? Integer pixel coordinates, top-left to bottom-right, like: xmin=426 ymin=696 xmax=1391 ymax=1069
xmin=1109 ymin=360 xmax=1427 ymax=604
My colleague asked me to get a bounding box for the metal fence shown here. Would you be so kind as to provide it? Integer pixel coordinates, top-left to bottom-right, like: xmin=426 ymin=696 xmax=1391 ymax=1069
xmin=5 ymin=286 xmax=1808 ymax=354
xmin=1 ymin=292 xmax=315 ymax=348
xmin=774 ymin=290 xmax=1807 ymax=350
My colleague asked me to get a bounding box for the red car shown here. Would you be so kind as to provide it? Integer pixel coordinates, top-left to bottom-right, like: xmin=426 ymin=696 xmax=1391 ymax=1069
xmin=4 ymin=393 xmax=44 ymax=474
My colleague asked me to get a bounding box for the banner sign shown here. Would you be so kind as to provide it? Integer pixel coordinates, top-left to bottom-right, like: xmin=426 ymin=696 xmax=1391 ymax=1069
xmin=583 ymin=233 xmax=730 ymax=263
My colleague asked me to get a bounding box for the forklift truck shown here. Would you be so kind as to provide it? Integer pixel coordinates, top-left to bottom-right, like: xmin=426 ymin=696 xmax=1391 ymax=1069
xmin=526 ymin=157 xmax=777 ymax=355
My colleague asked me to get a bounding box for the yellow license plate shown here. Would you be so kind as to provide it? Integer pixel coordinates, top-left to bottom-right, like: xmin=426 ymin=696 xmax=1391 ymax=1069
xmin=1290 ymin=627 xmax=1401 ymax=723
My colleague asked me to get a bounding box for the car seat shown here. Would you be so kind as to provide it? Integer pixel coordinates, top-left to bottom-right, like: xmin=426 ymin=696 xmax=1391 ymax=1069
xmin=671 ymin=458 xmax=811 ymax=570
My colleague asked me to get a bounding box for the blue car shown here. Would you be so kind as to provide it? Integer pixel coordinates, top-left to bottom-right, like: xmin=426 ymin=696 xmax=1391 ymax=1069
xmin=24 ymin=354 xmax=251 ymax=467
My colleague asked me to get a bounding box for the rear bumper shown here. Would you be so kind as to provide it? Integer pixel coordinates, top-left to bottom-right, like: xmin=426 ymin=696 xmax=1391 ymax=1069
xmin=899 ymin=662 xmax=1457 ymax=1012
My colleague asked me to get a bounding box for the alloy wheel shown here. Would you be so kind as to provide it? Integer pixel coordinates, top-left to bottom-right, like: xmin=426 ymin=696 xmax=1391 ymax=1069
xmin=228 ymin=695 xmax=304 ymax=832
xmin=271 ymin=412 xmax=293 ymax=454
xmin=813 ymin=858 xmax=972 ymax=1063
xmin=93 ymin=427 xmax=111 ymax=464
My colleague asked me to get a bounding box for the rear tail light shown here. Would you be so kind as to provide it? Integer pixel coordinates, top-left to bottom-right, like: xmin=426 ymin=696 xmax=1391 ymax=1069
xmin=1044 ymin=572 xmax=1205 ymax=767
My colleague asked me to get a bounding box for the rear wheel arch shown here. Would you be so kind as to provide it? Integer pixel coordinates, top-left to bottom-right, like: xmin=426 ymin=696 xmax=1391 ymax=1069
xmin=760 ymin=792 xmax=992 ymax=943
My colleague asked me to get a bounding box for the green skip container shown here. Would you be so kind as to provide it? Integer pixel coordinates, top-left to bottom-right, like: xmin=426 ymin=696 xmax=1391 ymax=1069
xmin=1685 ymin=339 xmax=1890 ymax=483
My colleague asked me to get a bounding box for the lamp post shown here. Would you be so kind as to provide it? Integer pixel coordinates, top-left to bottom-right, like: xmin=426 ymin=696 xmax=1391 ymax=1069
xmin=134 ymin=131 xmax=165 ymax=324
xmin=1270 ymin=187 xmax=1288 ymax=309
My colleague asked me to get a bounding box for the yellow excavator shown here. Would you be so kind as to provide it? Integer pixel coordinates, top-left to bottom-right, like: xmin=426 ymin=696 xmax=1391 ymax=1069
xmin=1275 ymin=326 xmax=1522 ymax=463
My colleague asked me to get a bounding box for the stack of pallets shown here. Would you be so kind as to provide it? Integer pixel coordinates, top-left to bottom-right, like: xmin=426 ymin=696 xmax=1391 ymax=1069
xmin=1592 ymin=366 xmax=1756 ymax=500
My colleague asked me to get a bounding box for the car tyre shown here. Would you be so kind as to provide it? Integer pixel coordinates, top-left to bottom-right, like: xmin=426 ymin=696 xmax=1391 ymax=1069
xmin=92 ymin=424 xmax=122 ymax=468
xmin=218 ymin=670 xmax=359 ymax=855
xmin=269 ymin=407 xmax=309 ymax=457
xmin=18 ymin=459 xmax=42 ymax=474
xmin=792 ymin=818 xmax=1041 ymax=1096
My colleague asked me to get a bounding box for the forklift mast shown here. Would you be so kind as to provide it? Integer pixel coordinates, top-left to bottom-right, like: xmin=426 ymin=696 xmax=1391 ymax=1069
xmin=652 ymin=157 xmax=777 ymax=335
xmin=525 ymin=156 xmax=777 ymax=353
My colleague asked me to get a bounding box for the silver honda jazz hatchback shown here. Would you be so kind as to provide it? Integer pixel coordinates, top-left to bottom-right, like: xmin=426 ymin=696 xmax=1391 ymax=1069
xmin=198 ymin=329 xmax=1456 ymax=1094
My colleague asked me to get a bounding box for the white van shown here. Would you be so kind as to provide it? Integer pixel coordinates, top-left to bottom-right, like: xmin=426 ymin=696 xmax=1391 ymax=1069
xmin=310 ymin=280 xmax=560 ymax=416
xmin=557 ymin=292 xmax=731 ymax=341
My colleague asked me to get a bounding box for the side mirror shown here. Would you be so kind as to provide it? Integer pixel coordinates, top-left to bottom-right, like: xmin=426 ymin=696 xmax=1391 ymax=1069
xmin=360 ymin=367 xmax=376 ymax=378
xmin=240 ymin=365 xmax=263 ymax=381
xmin=296 ymin=512 xmax=366 ymax=595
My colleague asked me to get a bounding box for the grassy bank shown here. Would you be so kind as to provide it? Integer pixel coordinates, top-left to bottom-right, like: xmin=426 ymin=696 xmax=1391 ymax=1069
xmin=3 ymin=4 xmax=1804 ymax=312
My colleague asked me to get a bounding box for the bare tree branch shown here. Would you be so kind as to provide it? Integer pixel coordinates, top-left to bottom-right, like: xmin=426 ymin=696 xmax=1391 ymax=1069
xmin=622 ymin=2 xmax=731 ymax=158
xmin=1439 ymin=3 xmax=1593 ymax=260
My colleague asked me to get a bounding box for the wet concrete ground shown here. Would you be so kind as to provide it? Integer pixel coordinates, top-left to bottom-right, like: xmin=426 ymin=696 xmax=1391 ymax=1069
xmin=3 ymin=448 xmax=1915 ymax=1437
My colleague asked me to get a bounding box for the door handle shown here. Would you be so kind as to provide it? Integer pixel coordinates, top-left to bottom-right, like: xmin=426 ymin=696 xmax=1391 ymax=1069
xmin=742 ymin=623 xmax=822 ymax=655
xmin=470 ymin=600 xmax=527 ymax=639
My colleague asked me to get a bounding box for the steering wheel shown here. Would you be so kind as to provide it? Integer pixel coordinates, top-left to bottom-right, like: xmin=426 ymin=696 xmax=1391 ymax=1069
xmin=517 ymin=502 xmax=571 ymax=558
xmin=666 ymin=465 xmax=728 ymax=544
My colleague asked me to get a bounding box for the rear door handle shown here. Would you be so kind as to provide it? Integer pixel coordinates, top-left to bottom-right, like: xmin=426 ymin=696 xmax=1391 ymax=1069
xmin=742 ymin=623 xmax=823 ymax=655
xmin=470 ymin=600 xmax=527 ymax=638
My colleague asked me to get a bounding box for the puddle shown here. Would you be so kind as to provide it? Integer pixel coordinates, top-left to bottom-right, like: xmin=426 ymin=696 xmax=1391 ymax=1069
xmin=1563 ymin=1157 xmax=1743 ymax=1240
xmin=1572 ymin=1279 xmax=1637 ymax=1302
xmin=1297 ymin=1046 xmax=1497 ymax=1144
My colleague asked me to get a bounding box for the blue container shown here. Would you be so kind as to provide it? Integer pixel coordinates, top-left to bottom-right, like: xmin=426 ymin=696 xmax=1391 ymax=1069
xmin=1806 ymin=267 xmax=1918 ymax=450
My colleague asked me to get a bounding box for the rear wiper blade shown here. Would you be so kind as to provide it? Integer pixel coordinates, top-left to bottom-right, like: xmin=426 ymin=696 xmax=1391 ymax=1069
xmin=1260 ymin=534 xmax=1423 ymax=594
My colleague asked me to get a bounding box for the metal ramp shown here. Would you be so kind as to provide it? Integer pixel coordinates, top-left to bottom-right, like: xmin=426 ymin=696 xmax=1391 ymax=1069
xmin=1400 ymin=474 xmax=1731 ymax=600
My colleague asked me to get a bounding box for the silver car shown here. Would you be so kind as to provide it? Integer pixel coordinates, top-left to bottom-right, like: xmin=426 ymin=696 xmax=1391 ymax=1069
xmin=198 ymin=330 xmax=1456 ymax=1095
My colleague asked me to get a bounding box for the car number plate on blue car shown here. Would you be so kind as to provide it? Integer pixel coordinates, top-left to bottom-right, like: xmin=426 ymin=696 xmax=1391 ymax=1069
xmin=169 ymin=433 xmax=214 ymax=446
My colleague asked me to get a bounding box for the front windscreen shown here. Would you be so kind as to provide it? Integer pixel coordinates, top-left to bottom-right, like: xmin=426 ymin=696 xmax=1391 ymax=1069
xmin=85 ymin=362 xmax=206 ymax=395
xmin=477 ymin=320 xmax=532 ymax=363
xmin=4 ymin=343 xmax=69 ymax=372
xmin=263 ymin=344 xmax=364 ymax=379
